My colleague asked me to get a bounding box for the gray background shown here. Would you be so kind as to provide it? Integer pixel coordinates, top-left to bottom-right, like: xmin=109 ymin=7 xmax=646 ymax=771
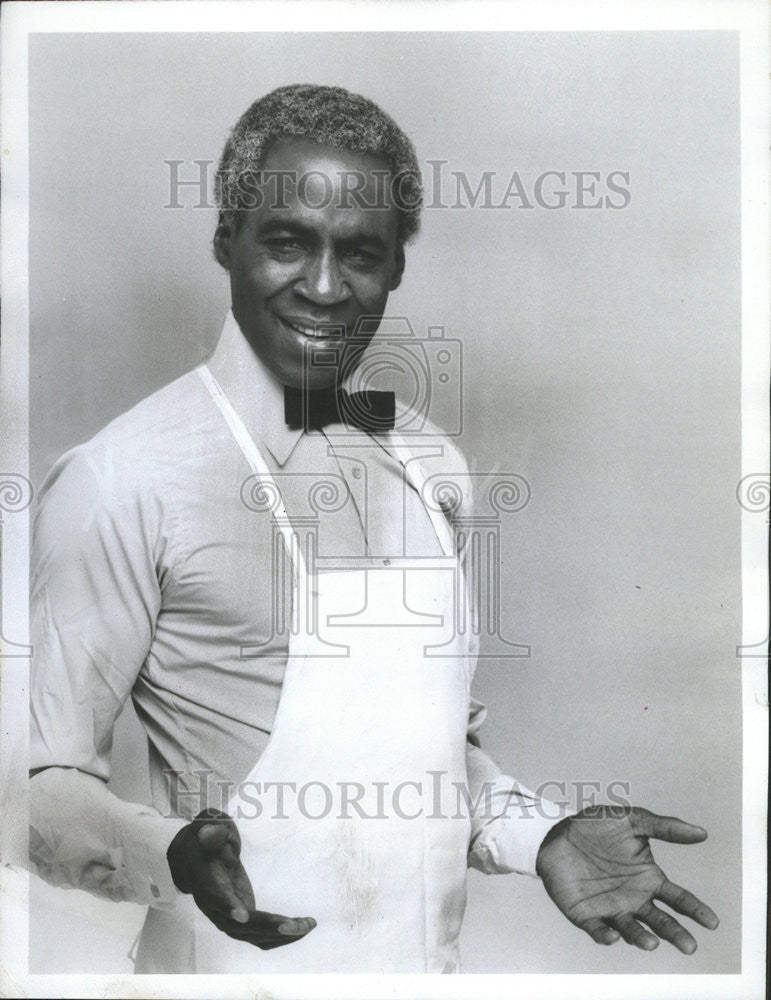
xmin=29 ymin=31 xmax=741 ymax=973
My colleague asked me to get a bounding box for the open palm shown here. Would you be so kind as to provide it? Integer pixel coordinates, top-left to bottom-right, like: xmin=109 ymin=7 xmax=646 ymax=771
xmin=535 ymin=805 xmax=719 ymax=953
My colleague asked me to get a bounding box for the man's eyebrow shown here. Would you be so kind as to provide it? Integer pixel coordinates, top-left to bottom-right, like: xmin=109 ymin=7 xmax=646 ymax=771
xmin=338 ymin=233 xmax=390 ymax=253
xmin=256 ymin=219 xmax=391 ymax=252
xmin=256 ymin=219 xmax=316 ymax=239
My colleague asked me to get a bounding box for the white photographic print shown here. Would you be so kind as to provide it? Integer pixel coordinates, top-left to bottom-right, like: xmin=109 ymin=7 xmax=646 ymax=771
xmin=0 ymin=2 xmax=767 ymax=998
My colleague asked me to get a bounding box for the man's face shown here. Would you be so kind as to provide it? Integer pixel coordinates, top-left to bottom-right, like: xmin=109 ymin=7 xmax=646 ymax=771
xmin=214 ymin=137 xmax=405 ymax=389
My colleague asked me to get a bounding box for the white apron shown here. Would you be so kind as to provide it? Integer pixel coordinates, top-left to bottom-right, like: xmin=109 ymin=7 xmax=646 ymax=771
xmin=135 ymin=366 xmax=474 ymax=973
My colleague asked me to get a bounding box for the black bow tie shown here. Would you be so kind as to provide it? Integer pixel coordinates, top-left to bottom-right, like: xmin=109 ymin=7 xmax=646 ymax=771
xmin=284 ymin=385 xmax=395 ymax=432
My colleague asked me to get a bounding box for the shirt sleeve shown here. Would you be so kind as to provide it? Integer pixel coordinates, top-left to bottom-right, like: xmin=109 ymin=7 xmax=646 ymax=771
xmin=29 ymin=442 xmax=185 ymax=907
xmin=30 ymin=767 xmax=187 ymax=907
xmin=465 ymin=699 xmax=571 ymax=877
xmin=449 ymin=451 xmax=572 ymax=876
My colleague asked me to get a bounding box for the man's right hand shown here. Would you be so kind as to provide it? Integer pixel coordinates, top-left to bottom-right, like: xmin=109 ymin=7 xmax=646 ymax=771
xmin=166 ymin=808 xmax=317 ymax=949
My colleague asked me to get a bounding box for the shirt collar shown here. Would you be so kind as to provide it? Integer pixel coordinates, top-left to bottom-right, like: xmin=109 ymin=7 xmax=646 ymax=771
xmin=205 ymin=310 xmax=304 ymax=467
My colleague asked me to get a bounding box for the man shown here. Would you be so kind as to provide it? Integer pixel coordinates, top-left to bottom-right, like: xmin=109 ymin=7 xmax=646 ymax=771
xmin=29 ymin=84 xmax=718 ymax=973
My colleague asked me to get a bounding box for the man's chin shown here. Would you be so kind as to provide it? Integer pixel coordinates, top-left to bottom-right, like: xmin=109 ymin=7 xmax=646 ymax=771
xmin=279 ymin=358 xmax=343 ymax=391
xmin=288 ymin=352 xmax=367 ymax=392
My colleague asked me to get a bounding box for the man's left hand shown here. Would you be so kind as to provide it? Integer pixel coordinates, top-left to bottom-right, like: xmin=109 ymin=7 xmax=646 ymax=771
xmin=535 ymin=805 xmax=719 ymax=953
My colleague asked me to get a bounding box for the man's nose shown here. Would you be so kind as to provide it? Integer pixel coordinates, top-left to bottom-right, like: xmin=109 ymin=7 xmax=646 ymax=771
xmin=296 ymin=251 xmax=351 ymax=306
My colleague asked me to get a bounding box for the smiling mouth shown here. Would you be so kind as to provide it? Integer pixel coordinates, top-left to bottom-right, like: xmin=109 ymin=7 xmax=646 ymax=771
xmin=279 ymin=317 xmax=343 ymax=339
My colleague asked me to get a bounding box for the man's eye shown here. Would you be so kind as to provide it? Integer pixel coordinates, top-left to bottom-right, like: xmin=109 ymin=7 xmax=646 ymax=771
xmin=345 ymin=249 xmax=382 ymax=267
xmin=267 ymin=238 xmax=305 ymax=254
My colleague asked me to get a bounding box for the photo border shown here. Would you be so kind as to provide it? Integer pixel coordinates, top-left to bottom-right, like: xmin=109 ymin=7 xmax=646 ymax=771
xmin=1 ymin=2 xmax=767 ymax=998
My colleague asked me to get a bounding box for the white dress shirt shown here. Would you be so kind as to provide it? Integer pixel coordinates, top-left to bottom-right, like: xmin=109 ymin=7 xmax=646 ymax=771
xmin=30 ymin=312 xmax=567 ymax=910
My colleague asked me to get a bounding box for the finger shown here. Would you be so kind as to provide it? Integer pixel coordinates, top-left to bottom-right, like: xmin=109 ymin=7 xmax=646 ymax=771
xmin=249 ymin=910 xmax=317 ymax=936
xmin=223 ymin=930 xmax=312 ymax=951
xmin=226 ymin=820 xmax=242 ymax=854
xmin=578 ymin=917 xmax=621 ymax=946
xmin=258 ymin=938 xmax=310 ymax=951
xmin=637 ymin=901 xmax=698 ymax=954
xmin=196 ymin=807 xmax=231 ymax=822
xmin=194 ymin=810 xmax=241 ymax=851
xmin=198 ymin=822 xmax=242 ymax=874
xmin=609 ymin=913 xmax=659 ymax=951
xmin=206 ymin=910 xmax=317 ymax=947
xmin=277 ymin=917 xmax=318 ymax=936
xmin=206 ymin=907 xmax=316 ymax=936
xmin=196 ymin=861 xmax=250 ymax=923
xmin=230 ymin=864 xmax=257 ymax=911
xmin=197 ymin=822 xmax=230 ymax=853
xmin=221 ymin=841 xmax=239 ymax=869
xmin=208 ymin=921 xmax=293 ymax=946
xmin=630 ymin=808 xmax=708 ymax=844
xmin=656 ymin=880 xmax=720 ymax=930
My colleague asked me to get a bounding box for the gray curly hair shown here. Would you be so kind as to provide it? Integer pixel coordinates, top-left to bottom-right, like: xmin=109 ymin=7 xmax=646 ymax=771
xmin=215 ymin=83 xmax=422 ymax=245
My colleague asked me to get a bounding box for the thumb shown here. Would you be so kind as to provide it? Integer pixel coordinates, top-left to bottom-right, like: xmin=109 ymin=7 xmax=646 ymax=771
xmin=197 ymin=821 xmax=232 ymax=855
xmin=631 ymin=807 xmax=708 ymax=844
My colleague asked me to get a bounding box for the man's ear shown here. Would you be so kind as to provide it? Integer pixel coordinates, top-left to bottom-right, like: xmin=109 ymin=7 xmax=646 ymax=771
xmin=390 ymin=245 xmax=405 ymax=291
xmin=213 ymin=222 xmax=233 ymax=270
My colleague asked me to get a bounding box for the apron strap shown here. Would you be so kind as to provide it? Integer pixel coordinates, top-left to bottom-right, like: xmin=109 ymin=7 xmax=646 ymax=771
xmin=197 ymin=364 xmax=308 ymax=579
xmin=390 ymin=436 xmax=457 ymax=559
xmin=198 ymin=364 xmax=457 ymax=566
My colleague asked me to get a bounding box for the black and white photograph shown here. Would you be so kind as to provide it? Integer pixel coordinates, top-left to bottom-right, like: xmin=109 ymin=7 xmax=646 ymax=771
xmin=0 ymin=2 xmax=767 ymax=998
